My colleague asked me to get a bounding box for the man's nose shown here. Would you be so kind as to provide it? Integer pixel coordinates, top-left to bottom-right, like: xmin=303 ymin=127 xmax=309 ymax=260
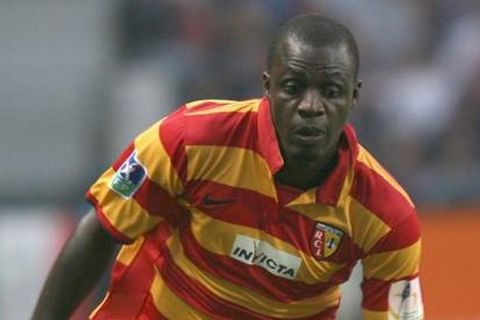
xmin=297 ymin=89 xmax=325 ymax=117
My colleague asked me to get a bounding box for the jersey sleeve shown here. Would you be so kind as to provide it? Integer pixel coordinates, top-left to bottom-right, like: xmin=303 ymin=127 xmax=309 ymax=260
xmin=86 ymin=111 xmax=186 ymax=243
xmin=361 ymin=211 xmax=424 ymax=320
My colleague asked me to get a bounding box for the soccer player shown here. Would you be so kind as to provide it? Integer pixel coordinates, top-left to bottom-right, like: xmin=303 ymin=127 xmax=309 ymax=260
xmin=33 ymin=14 xmax=424 ymax=319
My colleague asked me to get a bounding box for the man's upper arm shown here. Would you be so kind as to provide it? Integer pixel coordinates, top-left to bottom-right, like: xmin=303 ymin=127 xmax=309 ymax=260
xmin=86 ymin=113 xmax=186 ymax=243
xmin=361 ymin=212 xmax=424 ymax=320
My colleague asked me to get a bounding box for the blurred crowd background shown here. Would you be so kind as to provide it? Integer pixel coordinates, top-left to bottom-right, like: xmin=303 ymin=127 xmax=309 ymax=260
xmin=1 ymin=0 xmax=479 ymax=319
xmin=2 ymin=0 xmax=480 ymax=206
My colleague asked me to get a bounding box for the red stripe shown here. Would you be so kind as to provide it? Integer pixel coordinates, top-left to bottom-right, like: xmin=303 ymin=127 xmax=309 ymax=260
xmin=110 ymin=261 xmax=128 ymax=284
xmin=275 ymin=181 xmax=304 ymax=207
xmin=369 ymin=213 xmax=421 ymax=254
xmin=351 ymin=161 xmax=414 ymax=228
xmin=159 ymin=245 xmax=276 ymax=320
xmin=361 ymin=277 xmax=390 ymax=311
xmin=112 ymin=143 xmax=135 ymax=171
xmin=343 ymin=124 xmax=359 ymax=160
xmin=160 ymin=106 xmax=188 ymax=184
xmin=92 ymin=223 xmax=172 ymax=319
xmin=186 ymin=111 xmax=258 ymax=149
xmin=178 ymin=217 xmax=338 ymax=301
xmin=315 ymin=134 xmax=351 ymax=206
xmin=133 ymin=177 xmax=186 ymax=225
xmin=137 ymin=293 xmax=168 ymax=320
xmin=186 ymin=180 xmax=276 ymax=226
xmin=85 ymin=192 xmax=133 ymax=244
xmin=92 ymin=250 xmax=153 ymax=318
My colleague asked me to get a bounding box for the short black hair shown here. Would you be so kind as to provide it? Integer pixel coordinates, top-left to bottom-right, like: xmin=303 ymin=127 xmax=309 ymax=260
xmin=267 ymin=14 xmax=359 ymax=77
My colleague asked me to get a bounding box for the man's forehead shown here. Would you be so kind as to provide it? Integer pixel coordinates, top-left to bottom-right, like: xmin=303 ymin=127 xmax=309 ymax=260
xmin=276 ymin=37 xmax=355 ymax=76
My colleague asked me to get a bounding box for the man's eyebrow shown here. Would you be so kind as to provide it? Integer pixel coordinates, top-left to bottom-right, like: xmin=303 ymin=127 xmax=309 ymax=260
xmin=283 ymin=66 xmax=350 ymax=83
xmin=315 ymin=69 xmax=349 ymax=77
xmin=283 ymin=64 xmax=308 ymax=74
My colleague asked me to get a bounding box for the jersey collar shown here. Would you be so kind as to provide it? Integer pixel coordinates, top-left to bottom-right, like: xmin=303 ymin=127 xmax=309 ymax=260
xmin=257 ymin=97 xmax=284 ymax=174
xmin=315 ymin=124 xmax=358 ymax=206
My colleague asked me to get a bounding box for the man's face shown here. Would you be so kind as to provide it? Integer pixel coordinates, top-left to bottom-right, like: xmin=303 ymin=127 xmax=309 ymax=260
xmin=264 ymin=37 xmax=361 ymax=162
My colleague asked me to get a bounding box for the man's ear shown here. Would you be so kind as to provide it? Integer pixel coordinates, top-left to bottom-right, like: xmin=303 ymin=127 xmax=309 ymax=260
xmin=262 ymin=71 xmax=271 ymax=95
xmin=352 ymin=80 xmax=362 ymax=108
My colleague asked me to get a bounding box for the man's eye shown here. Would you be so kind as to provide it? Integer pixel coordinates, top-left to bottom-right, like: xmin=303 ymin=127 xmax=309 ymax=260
xmin=323 ymin=86 xmax=341 ymax=98
xmin=283 ymin=81 xmax=302 ymax=95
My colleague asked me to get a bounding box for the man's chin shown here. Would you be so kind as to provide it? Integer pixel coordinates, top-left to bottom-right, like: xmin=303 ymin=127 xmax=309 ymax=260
xmin=287 ymin=147 xmax=323 ymax=163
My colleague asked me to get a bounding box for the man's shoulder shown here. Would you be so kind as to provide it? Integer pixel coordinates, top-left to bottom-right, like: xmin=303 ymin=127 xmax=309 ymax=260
xmin=350 ymin=145 xmax=416 ymax=227
xmin=162 ymin=98 xmax=262 ymax=129
xmin=159 ymin=97 xmax=264 ymax=151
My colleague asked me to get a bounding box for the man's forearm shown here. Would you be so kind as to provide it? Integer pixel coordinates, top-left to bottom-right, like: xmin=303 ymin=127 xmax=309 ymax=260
xmin=32 ymin=209 xmax=117 ymax=319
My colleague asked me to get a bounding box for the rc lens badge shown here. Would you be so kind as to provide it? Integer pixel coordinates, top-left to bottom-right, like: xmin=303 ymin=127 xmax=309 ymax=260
xmin=311 ymin=222 xmax=344 ymax=259
xmin=110 ymin=151 xmax=147 ymax=199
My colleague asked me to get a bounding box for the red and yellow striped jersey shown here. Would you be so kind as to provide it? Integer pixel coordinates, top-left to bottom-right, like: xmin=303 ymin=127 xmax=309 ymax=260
xmin=86 ymin=97 xmax=423 ymax=319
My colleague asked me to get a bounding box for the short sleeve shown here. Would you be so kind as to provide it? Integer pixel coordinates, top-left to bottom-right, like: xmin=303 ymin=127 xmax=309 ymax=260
xmin=361 ymin=212 xmax=424 ymax=319
xmin=86 ymin=115 xmax=186 ymax=243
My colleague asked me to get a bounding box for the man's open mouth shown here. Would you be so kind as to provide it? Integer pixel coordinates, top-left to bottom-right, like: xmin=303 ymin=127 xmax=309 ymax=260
xmin=294 ymin=126 xmax=326 ymax=142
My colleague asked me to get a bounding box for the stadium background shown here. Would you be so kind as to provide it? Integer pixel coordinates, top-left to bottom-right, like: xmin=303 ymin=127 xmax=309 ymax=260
xmin=1 ymin=0 xmax=479 ymax=319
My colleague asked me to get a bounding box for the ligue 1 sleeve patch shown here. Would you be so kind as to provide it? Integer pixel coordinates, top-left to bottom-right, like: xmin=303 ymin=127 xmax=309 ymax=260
xmin=110 ymin=151 xmax=147 ymax=199
xmin=310 ymin=222 xmax=344 ymax=259
xmin=388 ymin=277 xmax=424 ymax=320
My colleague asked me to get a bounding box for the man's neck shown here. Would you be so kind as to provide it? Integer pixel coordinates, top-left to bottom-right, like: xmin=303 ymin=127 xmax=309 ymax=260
xmin=274 ymin=151 xmax=338 ymax=190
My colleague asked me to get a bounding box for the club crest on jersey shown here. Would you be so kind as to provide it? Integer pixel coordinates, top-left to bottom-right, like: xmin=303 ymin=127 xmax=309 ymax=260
xmin=110 ymin=151 xmax=147 ymax=199
xmin=311 ymin=222 xmax=344 ymax=259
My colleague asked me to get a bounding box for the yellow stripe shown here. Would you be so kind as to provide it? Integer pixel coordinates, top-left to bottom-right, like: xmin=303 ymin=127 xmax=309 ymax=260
xmin=89 ymin=291 xmax=111 ymax=319
xmin=135 ymin=120 xmax=184 ymax=195
xmin=185 ymin=99 xmax=236 ymax=109
xmin=149 ymin=269 xmax=210 ymax=320
xmin=286 ymin=189 xmax=316 ymax=206
xmin=186 ymin=146 xmax=277 ymax=199
xmin=357 ymin=146 xmax=414 ymax=206
xmin=90 ymin=168 xmax=162 ymax=239
xmin=186 ymin=99 xmax=260 ymax=115
xmin=166 ymin=230 xmax=340 ymax=318
xmin=188 ymin=207 xmax=345 ymax=284
xmin=116 ymin=236 xmax=145 ymax=266
xmin=363 ymin=309 xmax=388 ymax=320
xmin=349 ymin=197 xmax=391 ymax=253
xmin=363 ymin=240 xmax=421 ymax=280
